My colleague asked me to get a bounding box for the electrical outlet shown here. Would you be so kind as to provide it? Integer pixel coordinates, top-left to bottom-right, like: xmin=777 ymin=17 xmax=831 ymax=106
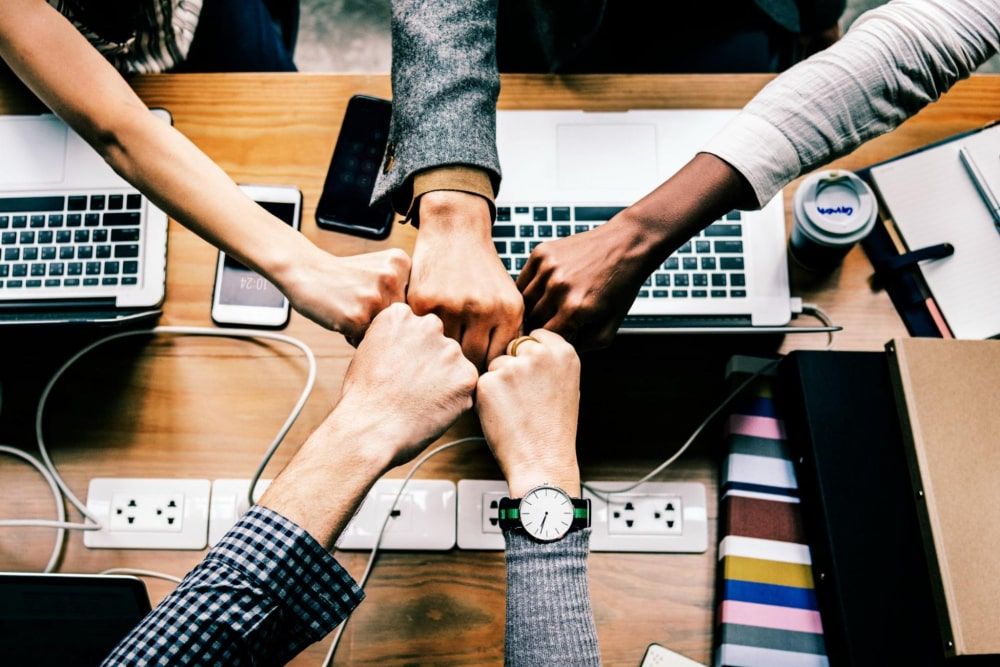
xmin=336 ymin=479 xmax=455 ymax=551
xmin=208 ymin=478 xmax=272 ymax=547
xmin=457 ymin=480 xmax=508 ymax=550
xmin=586 ymin=481 xmax=707 ymax=553
xmin=85 ymin=478 xmax=210 ymax=549
xmin=482 ymin=491 xmax=506 ymax=534
xmin=108 ymin=493 xmax=183 ymax=532
xmin=607 ymin=494 xmax=683 ymax=535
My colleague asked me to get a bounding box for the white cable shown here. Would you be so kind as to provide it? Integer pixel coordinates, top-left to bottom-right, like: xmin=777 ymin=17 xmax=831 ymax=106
xmin=100 ymin=568 xmax=183 ymax=584
xmin=2 ymin=325 xmax=316 ymax=574
xmin=321 ymin=435 xmax=486 ymax=667
xmin=801 ymin=302 xmax=835 ymax=350
xmin=580 ymin=359 xmax=781 ymax=502
xmin=0 ymin=445 xmax=96 ymax=573
xmin=582 ymin=304 xmax=836 ymax=502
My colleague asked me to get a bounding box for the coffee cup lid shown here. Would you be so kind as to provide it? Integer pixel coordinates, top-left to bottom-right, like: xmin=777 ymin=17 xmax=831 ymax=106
xmin=794 ymin=170 xmax=878 ymax=246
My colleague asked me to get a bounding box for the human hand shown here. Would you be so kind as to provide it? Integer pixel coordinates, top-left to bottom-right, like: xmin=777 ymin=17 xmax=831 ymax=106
xmin=517 ymin=212 xmax=654 ymax=350
xmin=330 ymin=302 xmax=478 ymax=468
xmin=407 ymin=190 xmax=524 ymax=368
xmin=476 ymin=329 xmax=581 ymax=496
xmin=280 ymin=245 xmax=410 ymax=343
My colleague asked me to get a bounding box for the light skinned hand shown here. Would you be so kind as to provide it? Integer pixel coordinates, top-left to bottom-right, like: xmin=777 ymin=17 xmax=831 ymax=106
xmin=331 ymin=302 xmax=479 ymax=468
xmin=280 ymin=245 xmax=411 ymax=344
xmin=475 ymin=328 xmax=582 ymax=497
xmin=407 ymin=190 xmax=524 ymax=369
xmin=517 ymin=213 xmax=652 ymax=350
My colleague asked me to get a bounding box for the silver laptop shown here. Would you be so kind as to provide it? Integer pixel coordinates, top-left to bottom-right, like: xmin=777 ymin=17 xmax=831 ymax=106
xmin=0 ymin=111 xmax=169 ymax=325
xmin=494 ymin=110 xmax=792 ymax=331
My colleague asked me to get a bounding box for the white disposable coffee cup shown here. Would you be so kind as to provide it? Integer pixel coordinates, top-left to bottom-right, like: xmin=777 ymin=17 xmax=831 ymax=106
xmin=791 ymin=170 xmax=878 ymax=271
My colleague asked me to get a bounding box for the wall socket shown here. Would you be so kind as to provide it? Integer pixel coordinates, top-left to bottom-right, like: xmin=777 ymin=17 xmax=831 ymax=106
xmin=457 ymin=479 xmax=707 ymax=553
xmin=210 ymin=479 xmax=456 ymax=550
xmin=336 ymin=479 xmax=456 ymax=551
xmin=586 ymin=481 xmax=707 ymax=553
xmin=85 ymin=478 xmax=210 ymax=550
xmin=457 ymin=480 xmax=509 ymax=550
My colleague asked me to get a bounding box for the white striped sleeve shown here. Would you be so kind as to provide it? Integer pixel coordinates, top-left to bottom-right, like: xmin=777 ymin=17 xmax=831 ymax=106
xmin=702 ymin=0 xmax=1000 ymax=206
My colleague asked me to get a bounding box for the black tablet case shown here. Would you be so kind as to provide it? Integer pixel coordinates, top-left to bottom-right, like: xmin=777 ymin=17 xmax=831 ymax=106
xmin=778 ymin=351 xmax=943 ymax=667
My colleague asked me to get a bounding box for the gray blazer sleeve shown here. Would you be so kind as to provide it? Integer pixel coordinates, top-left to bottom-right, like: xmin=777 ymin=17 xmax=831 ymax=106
xmin=504 ymin=529 xmax=601 ymax=666
xmin=373 ymin=0 xmax=502 ymax=212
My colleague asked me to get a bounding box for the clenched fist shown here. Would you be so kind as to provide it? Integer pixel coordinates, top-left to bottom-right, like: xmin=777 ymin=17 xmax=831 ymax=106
xmin=282 ymin=246 xmax=411 ymax=343
xmin=476 ymin=329 xmax=582 ymax=496
xmin=333 ymin=302 xmax=479 ymax=467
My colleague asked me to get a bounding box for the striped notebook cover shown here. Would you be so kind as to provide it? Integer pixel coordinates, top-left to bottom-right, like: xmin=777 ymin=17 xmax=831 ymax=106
xmin=714 ymin=359 xmax=829 ymax=667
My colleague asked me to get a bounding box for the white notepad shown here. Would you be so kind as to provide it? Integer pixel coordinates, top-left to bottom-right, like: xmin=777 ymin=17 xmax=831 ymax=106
xmin=870 ymin=125 xmax=1000 ymax=339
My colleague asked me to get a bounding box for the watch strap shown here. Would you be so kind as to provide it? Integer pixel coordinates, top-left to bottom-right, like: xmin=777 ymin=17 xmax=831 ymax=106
xmin=498 ymin=496 xmax=591 ymax=532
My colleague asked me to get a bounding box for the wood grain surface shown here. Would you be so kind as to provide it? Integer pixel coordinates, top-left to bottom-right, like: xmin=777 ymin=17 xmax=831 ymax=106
xmin=0 ymin=73 xmax=997 ymax=666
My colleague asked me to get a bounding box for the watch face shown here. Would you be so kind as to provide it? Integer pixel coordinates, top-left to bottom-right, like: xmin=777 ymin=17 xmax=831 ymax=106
xmin=519 ymin=486 xmax=574 ymax=542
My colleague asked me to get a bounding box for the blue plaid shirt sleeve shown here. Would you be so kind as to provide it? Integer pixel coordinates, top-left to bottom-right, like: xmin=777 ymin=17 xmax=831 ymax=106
xmin=103 ymin=505 xmax=364 ymax=666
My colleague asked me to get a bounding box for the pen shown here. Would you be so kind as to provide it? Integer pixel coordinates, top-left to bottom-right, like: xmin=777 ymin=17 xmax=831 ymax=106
xmin=958 ymin=146 xmax=1000 ymax=231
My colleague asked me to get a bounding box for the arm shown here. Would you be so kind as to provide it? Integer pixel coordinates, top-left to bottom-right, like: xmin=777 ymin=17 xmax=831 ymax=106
xmin=382 ymin=0 xmax=523 ymax=368
xmin=519 ymin=0 xmax=999 ymax=349
xmin=105 ymin=303 xmax=478 ymax=665
xmin=0 ymin=0 xmax=409 ymax=340
xmin=704 ymin=0 xmax=1000 ymax=207
xmin=477 ymin=330 xmax=601 ymax=666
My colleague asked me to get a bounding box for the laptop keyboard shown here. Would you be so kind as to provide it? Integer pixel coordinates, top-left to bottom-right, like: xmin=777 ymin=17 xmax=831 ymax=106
xmin=0 ymin=192 xmax=144 ymax=291
xmin=493 ymin=205 xmax=747 ymax=299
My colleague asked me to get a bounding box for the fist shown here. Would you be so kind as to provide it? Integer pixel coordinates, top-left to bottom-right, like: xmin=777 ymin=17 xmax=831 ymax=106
xmin=287 ymin=248 xmax=411 ymax=343
xmin=337 ymin=303 xmax=479 ymax=466
xmin=476 ymin=329 xmax=582 ymax=496
xmin=407 ymin=191 xmax=524 ymax=368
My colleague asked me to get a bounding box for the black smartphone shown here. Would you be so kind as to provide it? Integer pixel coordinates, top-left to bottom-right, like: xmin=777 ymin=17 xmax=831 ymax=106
xmin=315 ymin=95 xmax=394 ymax=239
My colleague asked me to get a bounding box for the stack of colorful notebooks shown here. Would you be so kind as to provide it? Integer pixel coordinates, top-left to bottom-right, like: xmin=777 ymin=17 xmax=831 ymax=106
xmin=714 ymin=358 xmax=829 ymax=667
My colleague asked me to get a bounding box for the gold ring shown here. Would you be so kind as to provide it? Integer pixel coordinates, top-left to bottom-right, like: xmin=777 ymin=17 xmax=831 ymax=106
xmin=507 ymin=335 xmax=540 ymax=357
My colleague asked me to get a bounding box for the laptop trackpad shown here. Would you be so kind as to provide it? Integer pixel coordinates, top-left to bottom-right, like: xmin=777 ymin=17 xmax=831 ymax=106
xmin=556 ymin=123 xmax=657 ymax=191
xmin=0 ymin=117 xmax=67 ymax=185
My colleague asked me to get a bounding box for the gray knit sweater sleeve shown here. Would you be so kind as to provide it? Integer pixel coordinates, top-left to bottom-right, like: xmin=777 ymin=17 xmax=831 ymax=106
xmin=703 ymin=0 xmax=1000 ymax=206
xmin=374 ymin=0 xmax=502 ymax=212
xmin=504 ymin=528 xmax=601 ymax=666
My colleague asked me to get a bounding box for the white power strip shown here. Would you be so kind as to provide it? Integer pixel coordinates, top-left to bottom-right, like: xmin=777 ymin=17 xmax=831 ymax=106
xmin=336 ymin=479 xmax=456 ymax=550
xmin=85 ymin=478 xmax=211 ymax=550
xmin=585 ymin=481 xmax=708 ymax=553
xmin=457 ymin=479 xmax=708 ymax=553
xmin=91 ymin=477 xmax=705 ymax=554
xmin=208 ymin=478 xmax=272 ymax=546
xmin=208 ymin=478 xmax=456 ymax=550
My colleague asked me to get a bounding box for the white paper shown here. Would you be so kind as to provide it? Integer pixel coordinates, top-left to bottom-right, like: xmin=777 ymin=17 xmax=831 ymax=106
xmin=870 ymin=126 xmax=1000 ymax=339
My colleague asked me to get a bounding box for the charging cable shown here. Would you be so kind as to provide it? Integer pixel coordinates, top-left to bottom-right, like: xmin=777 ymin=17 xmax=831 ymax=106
xmin=582 ymin=303 xmax=834 ymax=502
xmin=321 ymin=435 xmax=486 ymax=667
xmin=0 ymin=326 xmax=317 ymax=574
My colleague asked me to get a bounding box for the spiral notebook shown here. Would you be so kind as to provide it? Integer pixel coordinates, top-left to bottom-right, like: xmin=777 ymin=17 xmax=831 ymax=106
xmin=869 ymin=124 xmax=1000 ymax=339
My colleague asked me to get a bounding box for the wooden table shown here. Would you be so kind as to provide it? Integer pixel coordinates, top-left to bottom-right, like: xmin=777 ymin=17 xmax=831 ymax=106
xmin=1 ymin=73 xmax=997 ymax=666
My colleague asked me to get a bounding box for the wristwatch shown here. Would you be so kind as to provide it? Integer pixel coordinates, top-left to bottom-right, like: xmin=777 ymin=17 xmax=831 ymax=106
xmin=498 ymin=485 xmax=591 ymax=542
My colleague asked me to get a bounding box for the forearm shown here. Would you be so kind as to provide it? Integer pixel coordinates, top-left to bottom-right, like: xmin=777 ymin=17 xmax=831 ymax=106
xmin=703 ymin=0 xmax=1000 ymax=205
xmin=259 ymin=410 xmax=395 ymax=549
xmin=0 ymin=0 xmax=317 ymax=289
xmin=616 ymin=152 xmax=756 ymax=272
xmin=376 ymin=0 xmax=502 ymax=212
xmin=504 ymin=529 xmax=600 ymax=667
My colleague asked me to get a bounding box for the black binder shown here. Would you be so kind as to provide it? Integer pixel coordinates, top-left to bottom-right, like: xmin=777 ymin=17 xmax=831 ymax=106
xmin=777 ymin=351 xmax=943 ymax=667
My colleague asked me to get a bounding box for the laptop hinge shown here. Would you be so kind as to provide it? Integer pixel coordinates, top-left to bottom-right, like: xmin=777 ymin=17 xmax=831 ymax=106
xmin=622 ymin=315 xmax=753 ymax=328
xmin=0 ymin=298 xmax=117 ymax=311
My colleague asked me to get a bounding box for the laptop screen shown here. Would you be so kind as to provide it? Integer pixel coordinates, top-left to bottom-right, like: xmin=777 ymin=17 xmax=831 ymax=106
xmin=0 ymin=574 xmax=151 ymax=666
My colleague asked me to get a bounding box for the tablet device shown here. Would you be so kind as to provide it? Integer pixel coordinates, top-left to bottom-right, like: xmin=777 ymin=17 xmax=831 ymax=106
xmin=0 ymin=573 xmax=151 ymax=666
